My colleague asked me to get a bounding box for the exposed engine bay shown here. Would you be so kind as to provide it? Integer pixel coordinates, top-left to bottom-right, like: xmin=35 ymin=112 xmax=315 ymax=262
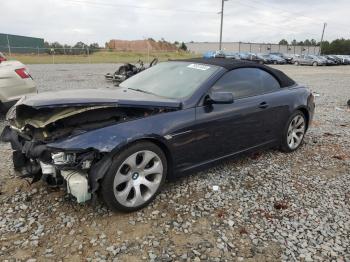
xmin=7 ymin=104 xmax=165 ymax=141
xmin=1 ymin=97 xmax=177 ymax=203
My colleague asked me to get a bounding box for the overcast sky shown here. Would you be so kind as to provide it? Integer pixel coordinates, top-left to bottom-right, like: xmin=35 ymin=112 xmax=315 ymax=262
xmin=1 ymin=0 xmax=349 ymax=45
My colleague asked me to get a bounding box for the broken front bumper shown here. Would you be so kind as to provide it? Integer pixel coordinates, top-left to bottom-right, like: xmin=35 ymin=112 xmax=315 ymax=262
xmin=1 ymin=126 xmax=94 ymax=203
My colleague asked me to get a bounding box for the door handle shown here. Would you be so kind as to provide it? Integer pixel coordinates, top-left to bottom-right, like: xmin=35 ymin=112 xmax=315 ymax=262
xmin=258 ymin=102 xmax=269 ymax=109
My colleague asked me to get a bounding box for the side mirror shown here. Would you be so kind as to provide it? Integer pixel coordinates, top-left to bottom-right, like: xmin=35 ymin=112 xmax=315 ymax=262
xmin=207 ymin=92 xmax=234 ymax=104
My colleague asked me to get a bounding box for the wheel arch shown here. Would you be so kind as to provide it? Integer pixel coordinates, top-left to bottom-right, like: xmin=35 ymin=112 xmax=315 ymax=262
xmin=128 ymin=137 xmax=174 ymax=178
xmin=295 ymin=106 xmax=310 ymax=130
xmin=89 ymin=136 xmax=174 ymax=194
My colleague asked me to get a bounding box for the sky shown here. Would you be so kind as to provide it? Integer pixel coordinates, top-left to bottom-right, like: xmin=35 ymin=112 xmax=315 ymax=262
xmin=1 ymin=0 xmax=349 ymax=46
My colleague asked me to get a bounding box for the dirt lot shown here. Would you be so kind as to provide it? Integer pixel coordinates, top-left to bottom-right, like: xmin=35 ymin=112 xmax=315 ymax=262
xmin=0 ymin=64 xmax=349 ymax=261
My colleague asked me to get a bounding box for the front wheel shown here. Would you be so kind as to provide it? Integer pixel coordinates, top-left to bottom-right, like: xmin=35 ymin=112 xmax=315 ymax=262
xmin=101 ymin=142 xmax=167 ymax=212
xmin=312 ymin=62 xmax=318 ymax=66
xmin=280 ymin=111 xmax=306 ymax=152
xmin=294 ymin=61 xmax=299 ymax=66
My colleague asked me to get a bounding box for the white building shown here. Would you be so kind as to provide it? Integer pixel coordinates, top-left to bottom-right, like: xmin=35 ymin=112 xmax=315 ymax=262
xmin=186 ymin=42 xmax=320 ymax=55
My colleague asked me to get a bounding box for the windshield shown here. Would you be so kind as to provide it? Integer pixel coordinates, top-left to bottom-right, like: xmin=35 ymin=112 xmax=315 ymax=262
xmin=120 ymin=61 xmax=220 ymax=99
xmin=270 ymin=55 xmax=281 ymax=59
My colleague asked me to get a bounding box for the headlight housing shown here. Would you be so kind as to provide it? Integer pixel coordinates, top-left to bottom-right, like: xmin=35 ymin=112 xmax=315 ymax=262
xmin=51 ymin=151 xmax=94 ymax=170
xmin=52 ymin=152 xmax=76 ymax=165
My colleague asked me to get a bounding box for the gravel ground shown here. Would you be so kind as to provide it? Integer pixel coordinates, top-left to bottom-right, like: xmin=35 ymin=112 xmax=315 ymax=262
xmin=0 ymin=64 xmax=349 ymax=261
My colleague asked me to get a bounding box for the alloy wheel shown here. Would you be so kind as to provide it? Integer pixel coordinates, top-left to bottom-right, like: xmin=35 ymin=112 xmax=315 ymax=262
xmin=113 ymin=150 xmax=163 ymax=207
xmin=287 ymin=115 xmax=305 ymax=150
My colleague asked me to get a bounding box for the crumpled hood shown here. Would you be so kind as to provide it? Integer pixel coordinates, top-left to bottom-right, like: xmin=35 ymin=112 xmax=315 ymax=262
xmin=16 ymin=88 xmax=182 ymax=108
xmin=7 ymin=88 xmax=181 ymax=131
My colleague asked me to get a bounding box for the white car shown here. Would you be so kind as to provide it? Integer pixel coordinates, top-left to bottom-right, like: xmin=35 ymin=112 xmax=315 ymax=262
xmin=0 ymin=59 xmax=37 ymax=112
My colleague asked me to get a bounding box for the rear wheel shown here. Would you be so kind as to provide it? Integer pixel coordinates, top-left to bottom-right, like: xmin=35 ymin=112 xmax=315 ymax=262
xmin=280 ymin=111 xmax=306 ymax=152
xmin=294 ymin=61 xmax=299 ymax=66
xmin=312 ymin=61 xmax=318 ymax=66
xmin=101 ymin=142 xmax=167 ymax=212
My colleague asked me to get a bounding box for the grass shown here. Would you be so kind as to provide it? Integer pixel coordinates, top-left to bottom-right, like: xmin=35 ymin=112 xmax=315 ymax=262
xmin=7 ymin=51 xmax=198 ymax=64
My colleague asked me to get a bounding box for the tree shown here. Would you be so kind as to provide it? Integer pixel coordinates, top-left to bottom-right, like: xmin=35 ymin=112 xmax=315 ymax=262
xmin=73 ymin=42 xmax=88 ymax=55
xmin=304 ymin=39 xmax=311 ymax=46
xmin=179 ymin=42 xmax=187 ymax=51
xmin=89 ymin=43 xmax=100 ymax=54
xmin=278 ymin=39 xmax=288 ymax=45
xmin=50 ymin=42 xmax=64 ymax=54
xmin=174 ymin=41 xmax=179 ymax=45
xmin=310 ymin=39 xmax=317 ymax=46
xmin=320 ymin=41 xmax=330 ymax=54
xmin=74 ymin=41 xmax=87 ymax=49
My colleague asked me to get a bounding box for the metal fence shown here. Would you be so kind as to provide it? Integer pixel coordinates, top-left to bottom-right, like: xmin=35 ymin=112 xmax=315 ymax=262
xmin=0 ymin=46 xmax=192 ymax=64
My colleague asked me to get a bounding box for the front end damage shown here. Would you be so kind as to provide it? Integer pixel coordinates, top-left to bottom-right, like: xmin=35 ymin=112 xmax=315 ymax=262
xmin=2 ymin=125 xmax=97 ymax=202
xmin=1 ymin=95 xmax=178 ymax=203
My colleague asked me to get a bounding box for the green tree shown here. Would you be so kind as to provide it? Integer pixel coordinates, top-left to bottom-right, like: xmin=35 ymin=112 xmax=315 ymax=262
xmin=320 ymin=41 xmax=330 ymax=54
xmin=278 ymin=39 xmax=288 ymax=45
xmin=89 ymin=43 xmax=100 ymax=54
xmin=179 ymin=42 xmax=187 ymax=51
xmin=304 ymin=39 xmax=311 ymax=46
xmin=73 ymin=42 xmax=88 ymax=55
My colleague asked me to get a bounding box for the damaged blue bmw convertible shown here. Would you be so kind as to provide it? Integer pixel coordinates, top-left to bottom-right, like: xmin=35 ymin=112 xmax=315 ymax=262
xmin=1 ymin=58 xmax=315 ymax=212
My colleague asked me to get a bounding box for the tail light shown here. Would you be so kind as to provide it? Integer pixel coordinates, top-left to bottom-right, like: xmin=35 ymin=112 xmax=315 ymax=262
xmin=15 ymin=68 xmax=31 ymax=79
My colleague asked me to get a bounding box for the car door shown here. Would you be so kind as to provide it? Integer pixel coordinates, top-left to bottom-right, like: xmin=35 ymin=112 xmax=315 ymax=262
xmin=299 ymin=55 xmax=306 ymax=65
xmin=305 ymin=56 xmax=313 ymax=65
xmin=194 ymin=68 xmax=282 ymax=162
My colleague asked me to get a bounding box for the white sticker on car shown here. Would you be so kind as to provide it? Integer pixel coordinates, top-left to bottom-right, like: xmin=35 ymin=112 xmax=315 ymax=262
xmin=187 ymin=64 xmax=210 ymax=71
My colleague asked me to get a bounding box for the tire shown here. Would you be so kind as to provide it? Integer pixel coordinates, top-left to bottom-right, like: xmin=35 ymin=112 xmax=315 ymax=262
xmin=101 ymin=141 xmax=167 ymax=212
xmin=294 ymin=61 xmax=299 ymax=66
xmin=280 ymin=111 xmax=307 ymax=153
xmin=312 ymin=62 xmax=318 ymax=66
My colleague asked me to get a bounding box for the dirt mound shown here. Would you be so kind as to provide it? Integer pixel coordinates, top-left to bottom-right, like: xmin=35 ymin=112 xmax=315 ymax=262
xmin=106 ymin=39 xmax=178 ymax=51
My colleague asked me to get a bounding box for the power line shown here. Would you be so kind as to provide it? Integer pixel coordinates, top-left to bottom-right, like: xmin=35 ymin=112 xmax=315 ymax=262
xmin=242 ymin=0 xmax=349 ymax=31
xmin=224 ymin=14 xmax=320 ymax=39
xmin=63 ymin=0 xmax=216 ymax=15
xmin=244 ymin=0 xmax=323 ymax=23
xmin=222 ymin=0 xmax=326 ymax=40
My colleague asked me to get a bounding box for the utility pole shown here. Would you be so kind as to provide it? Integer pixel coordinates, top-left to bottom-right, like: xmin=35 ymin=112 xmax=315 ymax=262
xmin=319 ymin=22 xmax=327 ymax=55
xmin=6 ymin=34 xmax=11 ymax=56
xmin=219 ymin=0 xmax=227 ymax=50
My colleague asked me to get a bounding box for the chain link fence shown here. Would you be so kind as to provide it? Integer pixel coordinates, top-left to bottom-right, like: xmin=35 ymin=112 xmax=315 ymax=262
xmin=0 ymin=46 xmax=194 ymax=64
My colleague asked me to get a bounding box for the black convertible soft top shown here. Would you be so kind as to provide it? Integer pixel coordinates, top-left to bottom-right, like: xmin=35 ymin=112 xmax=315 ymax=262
xmin=177 ymin=58 xmax=296 ymax=88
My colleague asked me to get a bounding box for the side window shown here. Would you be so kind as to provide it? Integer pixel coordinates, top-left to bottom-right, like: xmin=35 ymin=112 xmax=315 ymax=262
xmin=211 ymin=68 xmax=280 ymax=99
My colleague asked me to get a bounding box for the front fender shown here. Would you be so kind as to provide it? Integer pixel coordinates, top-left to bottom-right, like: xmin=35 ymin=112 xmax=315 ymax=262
xmin=46 ymin=108 xmax=196 ymax=193
xmin=46 ymin=108 xmax=193 ymax=152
